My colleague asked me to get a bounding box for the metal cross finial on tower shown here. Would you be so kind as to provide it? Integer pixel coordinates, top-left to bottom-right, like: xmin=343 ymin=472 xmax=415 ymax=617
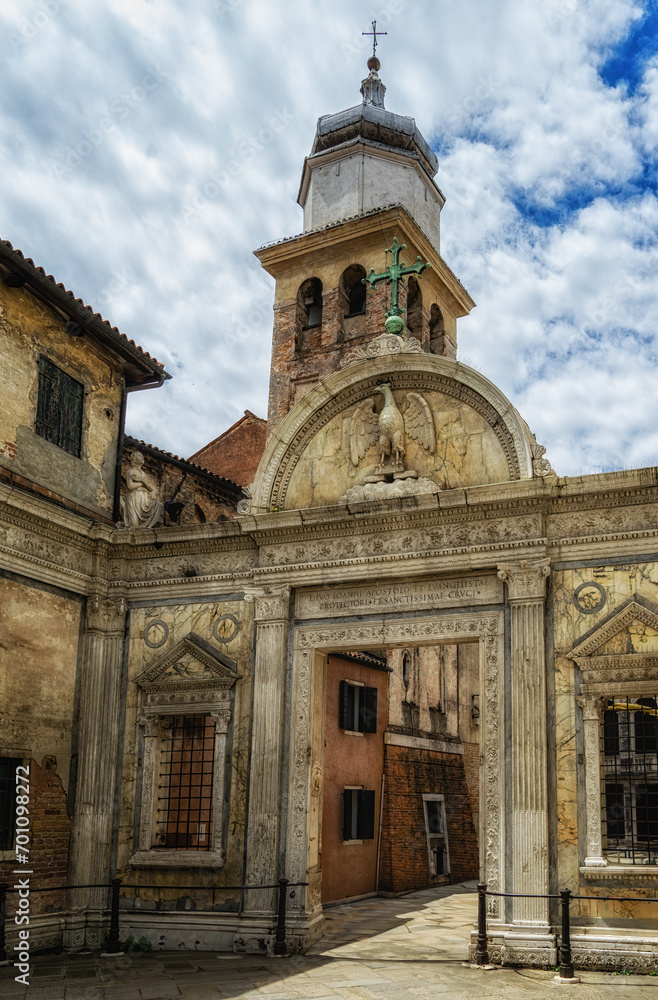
xmin=363 ymin=20 xmax=387 ymax=60
xmin=363 ymin=238 xmax=431 ymax=335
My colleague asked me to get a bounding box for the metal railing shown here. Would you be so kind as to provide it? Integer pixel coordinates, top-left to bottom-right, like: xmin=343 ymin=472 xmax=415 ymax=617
xmin=475 ymin=882 xmax=658 ymax=979
xmin=0 ymin=876 xmax=307 ymax=961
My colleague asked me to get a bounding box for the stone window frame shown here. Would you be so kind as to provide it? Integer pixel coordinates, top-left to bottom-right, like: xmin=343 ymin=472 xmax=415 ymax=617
xmin=422 ymin=793 xmax=450 ymax=877
xmin=570 ymin=599 xmax=658 ymax=879
xmin=131 ymin=632 xmax=238 ymax=869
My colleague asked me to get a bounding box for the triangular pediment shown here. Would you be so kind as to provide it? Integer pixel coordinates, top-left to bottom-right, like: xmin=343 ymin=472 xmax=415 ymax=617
xmin=568 ymin=596 xmax=658 ymax=660
xmin=135 ymin=632 xmax=239 ymax=689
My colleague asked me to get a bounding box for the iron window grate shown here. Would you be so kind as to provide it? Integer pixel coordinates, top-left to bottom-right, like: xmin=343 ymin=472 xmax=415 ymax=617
xmin=602 ymin=696 xmax=658 ymax=865
xmin=157 ymin=715 xmax=215 ymax=850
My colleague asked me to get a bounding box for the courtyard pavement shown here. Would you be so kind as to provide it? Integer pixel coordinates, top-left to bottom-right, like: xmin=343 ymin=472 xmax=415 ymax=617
xmin=2 ymin=882 xmax=657 ymax=999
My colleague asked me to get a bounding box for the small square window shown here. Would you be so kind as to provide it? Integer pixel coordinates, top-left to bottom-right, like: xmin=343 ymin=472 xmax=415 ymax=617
xmin=36 ymin=357 xmax=84 ymax=457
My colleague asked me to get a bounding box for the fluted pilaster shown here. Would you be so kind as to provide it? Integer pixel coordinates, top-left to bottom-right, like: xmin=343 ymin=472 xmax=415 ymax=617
xmin=498 ymin=560 xmax=550 ymax=925
xmin=69 ymin=596 xmax=126 ymax=912
xmin=243 ymin=586 xmax=290 ymax=912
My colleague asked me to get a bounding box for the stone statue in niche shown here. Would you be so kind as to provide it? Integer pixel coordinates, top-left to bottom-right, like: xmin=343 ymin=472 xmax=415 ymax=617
xmin=122 ymin=452 xmax=164 ymax=529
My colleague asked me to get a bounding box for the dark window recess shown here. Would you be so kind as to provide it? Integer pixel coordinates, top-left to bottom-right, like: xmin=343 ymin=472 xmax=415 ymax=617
xmin=0 ymin=757 xmax=20 ymax=851
xmin=156 ymin=715 xmax=215 ymax=850
xmin=342 ymin=788 xmax=376 ymax=841
xmin=36 ymin=357 xmax=84 ymax=457
xmin=339 ymin=681 xmax=377 ymax=733
xmin=602 ymin=696 xmax=658 ymax=864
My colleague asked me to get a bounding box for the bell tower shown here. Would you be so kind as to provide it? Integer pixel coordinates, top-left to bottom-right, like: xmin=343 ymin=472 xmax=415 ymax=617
xmin=254 ymin=50 xmax=475 ymax=434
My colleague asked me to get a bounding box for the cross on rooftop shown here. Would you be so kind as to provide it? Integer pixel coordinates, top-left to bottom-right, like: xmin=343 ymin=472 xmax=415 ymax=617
xmin=362 ymin=20 xmax=387 ymax=59
xmin=363 ymin=237 xmax=430 ymax=335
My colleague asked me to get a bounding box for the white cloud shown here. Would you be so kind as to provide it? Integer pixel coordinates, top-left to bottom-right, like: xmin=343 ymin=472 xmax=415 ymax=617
xmin=0 ymin=0 xmax=656 ymax=474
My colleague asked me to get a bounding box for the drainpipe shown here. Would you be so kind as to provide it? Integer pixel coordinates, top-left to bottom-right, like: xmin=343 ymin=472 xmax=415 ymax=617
xmin=112 ymin=374 xmax=165 ymax=523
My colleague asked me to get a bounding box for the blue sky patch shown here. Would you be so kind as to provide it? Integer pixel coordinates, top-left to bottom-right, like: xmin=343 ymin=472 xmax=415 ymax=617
xmin=599 ymin=4 xmax=658 ymax=93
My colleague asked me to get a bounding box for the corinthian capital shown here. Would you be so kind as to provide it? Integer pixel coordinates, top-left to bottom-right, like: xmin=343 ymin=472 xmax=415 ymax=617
xmin=244 ymin=585 xmax=291 ymax=623
xmin=86 ymin=595 xmax=126 ymax=634
xmin=497 ymin=559 xmax=550 ymax=602
xmin=577 ymin=694 xmax=607 ymax=721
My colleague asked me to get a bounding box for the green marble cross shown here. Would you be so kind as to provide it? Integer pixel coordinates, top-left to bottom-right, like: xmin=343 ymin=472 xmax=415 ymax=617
xmin=363 ymin=237 xmax=430 ymax=334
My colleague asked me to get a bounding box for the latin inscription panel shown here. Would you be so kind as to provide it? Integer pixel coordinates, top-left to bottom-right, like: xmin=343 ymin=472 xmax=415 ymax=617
xmin=296 ymin=575 xmax=503 ymax=620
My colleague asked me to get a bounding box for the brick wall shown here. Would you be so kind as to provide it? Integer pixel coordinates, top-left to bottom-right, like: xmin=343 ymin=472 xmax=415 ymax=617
xmin=379 ymin=743 xmax=478 ymax=893
xmin=1 ymin=757 xmax=70 ymax=922
xmin=461 ymin=741 xmax=480 ymax=832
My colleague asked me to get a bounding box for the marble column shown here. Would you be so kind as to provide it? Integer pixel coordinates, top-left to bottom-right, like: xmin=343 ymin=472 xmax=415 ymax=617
xmin=498 ymin=559 xmax=551 ymax=925
xmin=243 ymin=586 xmax=290 ymax=914
xmin=68 ymin=596 xmax=126 ymax=931
xmin=577 ymin=695 xmax=608 ymax=868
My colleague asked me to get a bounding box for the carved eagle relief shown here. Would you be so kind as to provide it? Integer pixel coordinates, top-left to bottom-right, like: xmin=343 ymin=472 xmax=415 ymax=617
xmin=349 ymin=383 xmax=436 ymax=471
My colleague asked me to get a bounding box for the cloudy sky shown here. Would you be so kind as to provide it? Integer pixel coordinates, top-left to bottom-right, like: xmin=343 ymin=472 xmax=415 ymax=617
xmin=1 ymin=0 xmax=657 ymax=476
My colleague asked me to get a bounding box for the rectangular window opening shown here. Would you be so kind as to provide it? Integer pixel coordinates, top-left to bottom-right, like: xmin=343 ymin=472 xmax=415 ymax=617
xmin=0 ymin=758 xmax=20 ymax=852
xmin=342 ymin=787 xmax=375 ymax=841
xmin=602 ymin=696 xmax=658 ymax=865
xmin=36 ymin=357 xmax=84 ymax=457
xmin=339 ymin=681 xmax=377 ymax=734
xmin=156 ymin=715 xmax=215 ymax=850
xmin=423 ymin=794 xmax=449 ymax=877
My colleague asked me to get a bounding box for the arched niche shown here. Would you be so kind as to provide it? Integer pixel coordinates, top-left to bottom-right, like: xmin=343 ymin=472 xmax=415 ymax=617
xmin=251 ymin=354 xmax=537 ymax=513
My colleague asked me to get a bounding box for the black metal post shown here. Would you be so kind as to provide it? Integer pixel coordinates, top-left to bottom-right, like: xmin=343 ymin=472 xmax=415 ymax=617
xmin=558 ymin=888 xmax=574 ymax=980
xmin=475 ymin=882 xmax=489 ymax=966
xmin=0 ymin=883 xmax=8 ymax=962
xmin=274 ymin=878 xmax=289 ymax=956
xmin=107 ymin=878 xmax=122 ymax=954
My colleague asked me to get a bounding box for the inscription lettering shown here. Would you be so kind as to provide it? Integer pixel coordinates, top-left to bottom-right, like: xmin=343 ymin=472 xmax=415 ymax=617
xmin=296 ymin=576 xmax=502 ymax=619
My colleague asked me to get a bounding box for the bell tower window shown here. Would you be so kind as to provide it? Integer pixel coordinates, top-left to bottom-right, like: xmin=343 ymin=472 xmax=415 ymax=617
xmin=406 ymin=277 xmax=422 ymax=335
xmin=298 ymin=277 xmax=323 ymax=330
xmin=429 ymin=303 xmax=445 ymax=353
xmin=340 ymin=265 xmax=367 ymax=317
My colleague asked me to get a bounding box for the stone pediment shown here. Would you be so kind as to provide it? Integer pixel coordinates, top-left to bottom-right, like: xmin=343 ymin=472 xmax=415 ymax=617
xmin=568 ymin=597 xmax=658 ymax=690
xmin=135 ymin=632 xmax=239 ymax=692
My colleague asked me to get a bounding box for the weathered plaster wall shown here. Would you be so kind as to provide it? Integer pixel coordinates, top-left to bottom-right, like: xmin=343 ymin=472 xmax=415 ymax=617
xmin=0 ymin=281 xmax=124 ymax=516
xmin=321 ymin=654 xmax=387 ymax=903
xmin=117 ymin=596 xmax=253 ymax=906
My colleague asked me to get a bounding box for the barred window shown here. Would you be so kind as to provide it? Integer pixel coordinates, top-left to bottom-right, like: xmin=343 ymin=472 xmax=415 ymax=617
xmin=602 ymin=697 xmax=658 ymax=865
xmin=156 ymin=715 xmax=215 ymax=850
xmin=36 ymin=357 xmax=84 ymax=457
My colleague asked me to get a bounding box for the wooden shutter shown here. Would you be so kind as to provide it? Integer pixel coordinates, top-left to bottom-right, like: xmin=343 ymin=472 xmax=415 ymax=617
xmin=36 ymin=358 xmax=58 ymax=442
xmin=342 ymin=788 xmax=353 ymax=840
xmin=361 ymin=686 xmax=378 ymax=734
xmin=58 ymin=370 xmax=84 ymax=457
xmin=339 ymin=681 xmax=350 ymax=730
xmin=357 ymin=789 xmax=376 ymax=840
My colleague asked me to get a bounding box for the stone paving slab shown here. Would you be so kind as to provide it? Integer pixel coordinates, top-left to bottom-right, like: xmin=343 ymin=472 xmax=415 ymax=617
xmin=1 ymin=885 xmax=658 ymax=997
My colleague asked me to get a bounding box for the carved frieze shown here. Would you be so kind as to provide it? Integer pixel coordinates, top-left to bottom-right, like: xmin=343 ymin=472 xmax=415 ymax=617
xmin=260 ymin=514 xmax=543 ymax=569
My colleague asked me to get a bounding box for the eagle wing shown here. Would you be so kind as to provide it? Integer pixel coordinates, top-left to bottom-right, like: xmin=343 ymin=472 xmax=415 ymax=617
xmin=403 ymin=392 xmax=436 ymax=453
xmin=349 ymin=399 xmax=380 ymax=466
